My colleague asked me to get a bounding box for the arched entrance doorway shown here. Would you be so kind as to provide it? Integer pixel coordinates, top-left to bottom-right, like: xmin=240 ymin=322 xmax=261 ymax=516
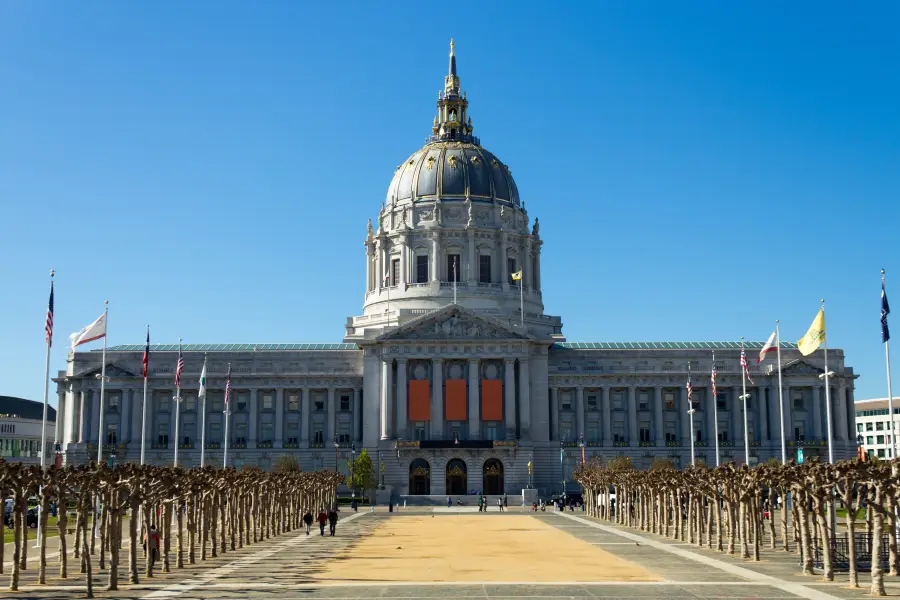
xmin=445 ymin=459 xmax=467 ymax=495
xmin=409 ymin=458 xmax=431 ymax=495
xmin=483 ymin=458 xmax=504 ymax=495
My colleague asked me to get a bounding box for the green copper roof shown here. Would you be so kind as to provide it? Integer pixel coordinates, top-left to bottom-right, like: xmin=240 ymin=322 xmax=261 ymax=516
xmin=103 ymin=343 xmax=358 ymax=352
xmin=554 ymin=341 xmax=798 ymax=350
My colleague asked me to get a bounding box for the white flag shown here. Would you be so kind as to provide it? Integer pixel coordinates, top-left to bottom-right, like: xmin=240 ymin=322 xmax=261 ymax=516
xmin=758 ymin=330 xmax=777 ymax=364
xmin=69 ymin=312 xmax=107 ymax=351
xmin=198 ymin=358 xmax=208 ymax=399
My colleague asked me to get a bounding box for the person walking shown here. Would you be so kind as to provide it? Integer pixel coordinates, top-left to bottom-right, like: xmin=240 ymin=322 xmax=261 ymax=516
xmin=447 ymin=496 xmax=452 ymax=507
xmin=497 ymin=497 xmax=503 ymax=512
xmin=303 ymin=510 xmax=313 ymax=535
xmin=317 ymin=508 xmax=328 ymax=536
xmin=143 ymin=524 xmax=160 ymax=567
xmin=477 ymin=496 xmax=482 ymax=512
xmin=503 ymin=495 xmax=508 ymax=510
xmin=328 ymin=507 xmax=339 ymax=536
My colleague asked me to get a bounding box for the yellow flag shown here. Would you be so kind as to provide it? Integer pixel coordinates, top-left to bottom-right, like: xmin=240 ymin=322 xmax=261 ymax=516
xmin=511 ymin=270 xmax=523 ymax=280
xmin=797 ymin=308 xmax=826 ymax=356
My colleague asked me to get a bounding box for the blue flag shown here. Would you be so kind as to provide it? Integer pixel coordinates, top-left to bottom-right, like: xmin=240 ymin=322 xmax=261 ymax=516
xmin=883 ymin=281 xmax=891 ymax=343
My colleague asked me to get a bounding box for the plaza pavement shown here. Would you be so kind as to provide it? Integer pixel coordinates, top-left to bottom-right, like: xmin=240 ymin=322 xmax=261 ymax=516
xmin=5 ymin=507 xmax=900 ymax=599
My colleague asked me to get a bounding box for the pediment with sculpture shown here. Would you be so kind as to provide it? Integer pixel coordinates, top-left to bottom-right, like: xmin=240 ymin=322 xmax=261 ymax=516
xmin=780 ymin=359 xmax=825 ymax=376
xmin=377 ymin=306 xmax=529 ymax=342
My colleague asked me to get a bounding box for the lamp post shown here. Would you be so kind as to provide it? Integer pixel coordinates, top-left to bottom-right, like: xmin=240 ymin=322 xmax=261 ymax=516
xmin=333 ymin=435 xmax=339 ymax=470
xmin=579 ymin=433 xmax=585 ymax=464
xmin=351 ymin=442 xmax=356 ymax=498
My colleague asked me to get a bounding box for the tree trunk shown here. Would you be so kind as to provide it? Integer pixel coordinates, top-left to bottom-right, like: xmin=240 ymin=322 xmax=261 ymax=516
xmin=58 ymin=494 xmax=68 ymax=579
xmin=9 ymin=493 xmax=22 ymax=591
xmin=82 ymin=520 xmax=94 ymax=599
xmin=38 ymin=494 xmax=50 ymax=584
xmin=162 ymin=502 xmax=171 ymax=573
xmin=798 ymin=492 xmax=815 ymax=575
xmin=177 ymin=497 xmax=185 ymax=568
xmin=814 ymin=492 xmax=833 ymax=581
xmin=128 ymin=499 xmax=140 ymax=584
xmin=144 ymin=502 xmax=154 ymax=578
xmin=871 ymin=487 xmax=886 ymax=596
xmin=99 ymin=492 xmax=108 ymax=570
xmin=886 ymin=494 xmax=898 ymax=577
xmin=843 ymin=480 xmax=859 ymax=588
xmin=780 ymin=489 xmax=790 ymax=552
xmin=107 ymin=493 xmax=120 ymax=591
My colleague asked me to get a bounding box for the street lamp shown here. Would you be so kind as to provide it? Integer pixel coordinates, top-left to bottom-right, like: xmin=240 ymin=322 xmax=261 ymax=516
xmin=333 ymin=435 xmax=339 ymax=470
xmin=350 ymin=442 xmax=356 ymax=498
xmin=579 ymin=433 xmax=585 ymax=464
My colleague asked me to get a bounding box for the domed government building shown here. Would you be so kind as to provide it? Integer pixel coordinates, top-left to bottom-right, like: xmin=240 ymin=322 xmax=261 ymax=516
xmin=54 ymin=42 xmax=858 ymax=501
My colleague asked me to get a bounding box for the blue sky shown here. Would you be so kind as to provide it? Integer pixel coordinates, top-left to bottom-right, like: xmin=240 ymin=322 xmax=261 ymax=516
xmin=2 ymin=1 xmax=898 ymax=405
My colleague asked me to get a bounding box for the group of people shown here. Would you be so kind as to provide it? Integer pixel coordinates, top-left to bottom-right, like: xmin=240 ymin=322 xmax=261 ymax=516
xmin=303 ymin=507 xmax=340 ymax=536
xmin=443 ymin=494 xmax=510 ymax=511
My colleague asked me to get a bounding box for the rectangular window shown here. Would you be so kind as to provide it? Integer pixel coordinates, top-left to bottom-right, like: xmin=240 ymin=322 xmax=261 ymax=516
xmin=586 ymin=422 xmax=600 ymax=442
xmin=260 ymin=394 xmax=273 ymax=410
xmin=878 ymin=449 xmax=886 ymax=458
xmin=447 ymin=254 xmax=460 ymax=282
xmin=261 ymin=422 xmax=274 ymax=443
xmin=159 ymin=396 xmax=170 ymax=412
xmin=184 ymin=394 xmax=197 ymax=412
xmin=867 ymin=435 xmax=875 ymax=445
xmin=210 ymin=421 xmax=221 ymax=442
xmin=108 ymin=394 xmax=120 ymax=411
xmin=237 ymin=393 xmax=248 ymax=412
xmin=612 ymin=422 xmax=625 ymax=442
xmin=639 ymin=427 xmax=651 ymax=443
xmin=340 ymin=395 xmax=351 ymax=411
xmin=416 ymin=255 xmax=429 ymax=283
xmin=479 ymin=255 xmax=491 ymax=283
xmin=664 ymin=392 xmax=676 ymax=410
xmin=638 ymin=392 xmax=650 ymax=411
xmin=106 ymin=423 xmax=118 ymax=445
xmin=391 ymin=258 xmax=400 ymax=286
xmin=561 ymin=394 xmax=572 ymax=411
xmin=867 ymin=422 xmax=874 ymax=431
xmin=288 ymin=394 xmax=300 ymax=411
xmin=414 ymin=423 xmax=427 ymax=441
xmin=210 ymin=393 xmax=223 ymax=412
xmin=314 ymin=399 xmax=325 ymax=412
xmin=612 ymin=391 xmax=624 ymax=411
xmin=794 ymin=423 xmax=805 ymax=441
xmin=877 ymin=435 xmax=885 ymax=445
xmin=793 ymin=395 xmax=803 ymax=410
xmin=507 ymin=258 xmax=517 ymax=284
xmin=483 ymin=424 xmax=496 ymax=441
xmin=235 ymin=422 xmax=248 ymax=444
xmin=877 ymin=422 xmax=885 ymax=431
xmin=156 ymin=423 xmax=169 ymax=445
xmin=586 ymin=394 xmax=598 ymax=411
xmin=314 ymin=429 xmax=324 ymax=444
xmin=857 ymin=423 xmax=864 ymax=432
xmin=560 ymin=421 xmax=573 ymax=441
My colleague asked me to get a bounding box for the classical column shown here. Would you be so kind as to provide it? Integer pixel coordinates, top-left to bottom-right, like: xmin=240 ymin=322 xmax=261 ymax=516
xmin=431 ymin=235 xmax=440 ymax=283
xmin=602 ymin=387 xmax=612 ymax=446
xmin=431 ymin=358 xmax=443 ymax=438
xmin=375 ymin=240 xmax=383 ymax=292
xmin=836 ymin=381 xmax=848 ymax=441
xmin=575 ymin=386 xmax=585 ymax=440
xmin=300 ymin=388 xmax=310 ymax=444
xmin=132 ymin=388 xmax=143 ymax=446
xmin=707 ymin=389 xmax=716 ymax=443
xmin=249 ymin=389 xmax=258 ymax=446
xmin=783 ymin=385 xmax=793 ymax=442
xmin=468 ymin=359 xmax=480 ymax=438
xmin=680 ymin=384 xmax=691 ymax=443
xmin=55 ymin=388 xmax=66 ymax=444
xmin=654 ymin=386 xmax=664 ymax=445
xmin=366 ymin=244 xmax=375 ymax=292
xmin=759 ymin=386 xmax=769 ymax=442
xmin=381 ymin=361 xmax=393 ymax=440
xmin=627 ymin=386 xmax=637 ymax=444
xmin=399 ymin=235 xmax=408 ymax=287
xmin=550 ymin=387 xmax=559 ymax=441
xmin=504 ymin=359 xmax=516 ymax=439
xmin=89 ymin=389 xmax=100 ymax=443
xmin=120 ymin=389 xmax=131 ymax=443
xmin=467 ymin=230 xmax=476 ymax=285
xmin=534 ymin=244 xmax=542 ymax=292
xmin=396 ymin=359 xmax=408 ymax=439
xmin=518 ymin=359 xmax=531 ymax=439
xmin=275 ymin=389 xmax=284 ymax=448
xmin=500 ymin=234 xmax=508 ymax=291
xmin=326 ymin=387 xmax=336 ymax=444
xmin=78 ymin=389 xmax=89 ymax=443
xmin=63 ymin=385 xmax=77 ymax=446
xmin=812 ymin=387 xmax=822 ymax=440
xmin=354 ymin=388 xmax=363 ymax=442
xmin=731 ymin=385 xmax=742 ymax=444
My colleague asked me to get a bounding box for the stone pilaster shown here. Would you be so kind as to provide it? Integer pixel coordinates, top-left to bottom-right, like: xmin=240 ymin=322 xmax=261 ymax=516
xmin=431 ymin=358 xmax=443 ymax=438
xmin=396 ymin=359 xmax=408 ymax=439
xmin=504 ymin=359 xmax=516 ymax=439
xmin=300 ymin=388 xmax=310 ymax=445
xmin=381 ymin=360 xmax=393 ymax=440
xmin=275 ymin=389 xmax=284 ymax=448
xmin=468 ymin=359 xmax=479 ymax=439
xmin=654 ymin=386 xmax=664 ymax=445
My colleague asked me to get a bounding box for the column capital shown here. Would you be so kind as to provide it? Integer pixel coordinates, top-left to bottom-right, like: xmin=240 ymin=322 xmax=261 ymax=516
xmin=433 ymin=357 xmax=444 ymax=364
xmin=396 ymin=357 xmax=408 ymax=364
xmin=504 ymin=358 xmax=515 ymax=365
xmin=468 ymin=357 xmax=479 ymax=365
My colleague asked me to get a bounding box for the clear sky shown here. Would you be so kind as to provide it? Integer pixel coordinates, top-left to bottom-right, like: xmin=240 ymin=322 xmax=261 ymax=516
xmin=2 ymin=1 xmax=898 ymax=405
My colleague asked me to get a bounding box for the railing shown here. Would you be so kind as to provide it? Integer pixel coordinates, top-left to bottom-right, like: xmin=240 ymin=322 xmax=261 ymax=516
xmin=477 ymin=282 xmax=502 ymax=289
xmin=816 ymin=533 xmax=890 ymax=571
xmin=440 ymin=281 xmax=466 ymax=288
xmin=151 ymin=443 xmax=168 ymax=450
xmin=179 ymin=443 xmax=194 ymax=449
xmin=695 ymin=441 xmax=709 ymax=447
xmin=492 ymin=440 xmax=516 ymax=448
xmin=639 ymin=441 xmax=656 ymax=448
xmin=231 ymin=442 xmax=247 ymax=449
xmin=613 ymin=441 xmax=629 ymax=447
xmin=666 ymin=441 xmax=683 ymax=447
xmin=308 ymin=442 xmax=326 ymax=449
xmin=586 ymin=441 xmax=602 ymax=448
xmin=204 ymin=442 xmax=221 ymax=449
xmin=788 ymin=439 xmax=826 ymax=447
xmin=256 ymin=441 xmax=273 ymax=449
xmin=282 ymin=442 xmax=300 ymax=449
xmin=395 ymin=440 xmax=420 ymax=448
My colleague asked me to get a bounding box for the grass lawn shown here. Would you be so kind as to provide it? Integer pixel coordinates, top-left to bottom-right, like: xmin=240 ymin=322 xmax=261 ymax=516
xmin=2 ymin=516 xmax=62 ymax=544
xmin=835 ymin=507 xmax=865 ymax=521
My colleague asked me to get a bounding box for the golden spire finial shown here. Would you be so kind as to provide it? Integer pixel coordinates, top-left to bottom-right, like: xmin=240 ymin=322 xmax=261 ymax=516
xmin=450 ymin=38 xmax=455 ymax=56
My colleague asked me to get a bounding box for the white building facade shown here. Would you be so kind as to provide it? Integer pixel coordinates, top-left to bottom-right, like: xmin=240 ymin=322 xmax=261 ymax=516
xmin=854 ymin=397 xmax=899 ymax=459
xmin=53 ymin=43 xmax=859 ymax=498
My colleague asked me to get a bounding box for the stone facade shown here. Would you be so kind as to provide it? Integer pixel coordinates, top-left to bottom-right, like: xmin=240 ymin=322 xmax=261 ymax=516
xmin=53 ymin=42 xmax=858 ymax=498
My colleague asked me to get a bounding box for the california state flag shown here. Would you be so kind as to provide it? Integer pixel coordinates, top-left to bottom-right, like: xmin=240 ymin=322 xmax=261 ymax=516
xmin=69 ymin=312 xmax=107 ymax=352
xmin=758 ymin=330 xmax=777 ymax=364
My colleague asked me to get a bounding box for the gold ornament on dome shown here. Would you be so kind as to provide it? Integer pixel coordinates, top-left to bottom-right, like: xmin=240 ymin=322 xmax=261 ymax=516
xmin=425 ymin=156 xmax=436 ymax=171
xmin=470 ymin=155 xmax=480 ymax=165
xmin=448 ymin=155 xmax=459 ymax=169
xmin=491 ymin=159 xmax=500 ymax=169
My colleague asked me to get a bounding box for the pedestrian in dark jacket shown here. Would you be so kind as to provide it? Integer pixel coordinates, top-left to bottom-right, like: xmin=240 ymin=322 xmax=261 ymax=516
xmin=303 ymin=511 xmax=313 ymax=535
xmin=317 ymin=509 xmax=328 ymax=536
xmin=328 ymin=508 xmax=339 ymax=536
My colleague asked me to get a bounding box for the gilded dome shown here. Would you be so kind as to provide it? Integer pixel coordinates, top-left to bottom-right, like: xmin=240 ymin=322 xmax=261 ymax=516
xmin=387 ymin=142 xmax=519 ymax=206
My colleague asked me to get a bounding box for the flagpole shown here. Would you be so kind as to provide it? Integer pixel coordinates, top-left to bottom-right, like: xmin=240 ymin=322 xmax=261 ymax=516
xmin=453 ymin=258 xmax=457 ymax=305
xmin=200 ymin=354 xmax=207 ymax=468
xmin=223 ymin=363 xmax=231 ymax=469
xmin=173 ymin=338 xmax=182 ymax=468
xmin=884 ymin=270 xmax=897 ymax=458
xmin=687 ymin=363 xmax=695 ymax=467
xmin=519 ymin=269 xmax=524 ymax=329
xmin=776 ymin=321 xmax=786 ymax=464
xmin=819 ymin=300 xmax=834 ymax=464
xmin=140 ymin=325 xmax=149 ymax=465
xmin=712 ymin=351 xmax=720 ymax=467
xmin=96 ymin=300 xmax=109 ymax=467
xmin=37 ymin=269 xmax=54 ymax=549
xmin=740 ymin=337 xmax=751 ymax=466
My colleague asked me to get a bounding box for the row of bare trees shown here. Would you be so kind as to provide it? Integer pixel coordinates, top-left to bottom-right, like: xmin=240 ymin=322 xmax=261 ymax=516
xmin=0 ymin=460 xmax=343 ymax=597
xmin=574 ymin=457 xmax=898 ymax=596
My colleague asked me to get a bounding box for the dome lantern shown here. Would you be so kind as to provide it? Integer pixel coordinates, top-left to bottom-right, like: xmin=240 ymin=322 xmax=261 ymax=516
xmin=431 ymin=39 xmax=476 ymax=145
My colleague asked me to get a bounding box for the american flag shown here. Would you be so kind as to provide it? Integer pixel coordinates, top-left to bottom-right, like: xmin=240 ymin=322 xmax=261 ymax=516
xmin=711 ymin=355 xmax=717 ymax=398
xmin=175 ymin=346 xmax=184 ymax=388
xmin=224 ymin=364 xmax=232 ymax=406
xmin=45 ymin=281 xmax=54 ymax=347
xmin=142 ymin=328 xmax=150 ymax=379
xmin=740 ymin=347 xmax=755 ymax=385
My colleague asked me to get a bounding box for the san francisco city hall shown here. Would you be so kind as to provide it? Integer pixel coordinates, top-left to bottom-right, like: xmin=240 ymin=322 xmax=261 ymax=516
xmin=54 ymin=43 xmax=858 ymax=500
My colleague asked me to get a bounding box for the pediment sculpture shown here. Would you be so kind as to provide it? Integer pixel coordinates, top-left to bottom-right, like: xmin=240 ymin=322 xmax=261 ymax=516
xmin=396 ymin=314 xmax=516 ymax=341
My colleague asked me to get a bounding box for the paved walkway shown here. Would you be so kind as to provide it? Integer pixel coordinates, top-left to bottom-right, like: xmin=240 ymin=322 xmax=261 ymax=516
xmin=5 ymin=510 xmax=900 ymax=599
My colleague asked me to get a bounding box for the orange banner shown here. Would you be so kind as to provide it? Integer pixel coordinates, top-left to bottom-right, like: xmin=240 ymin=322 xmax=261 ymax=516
xmin=409 ymin=380 xmax=431 ymax=421
xmin=481 ymin=379 xmax=503 ymax=421
xmin=445 ymin=379 xmax=467 ymax=421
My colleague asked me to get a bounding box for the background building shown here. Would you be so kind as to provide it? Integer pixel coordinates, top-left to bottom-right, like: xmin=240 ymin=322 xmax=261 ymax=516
xmin=53 ymin=42 xmax=858 ymax=499
xmin=0 ymin=395 xmax=57 ymax=464
xmin=853 ymin=397 xmax=899 ymax=459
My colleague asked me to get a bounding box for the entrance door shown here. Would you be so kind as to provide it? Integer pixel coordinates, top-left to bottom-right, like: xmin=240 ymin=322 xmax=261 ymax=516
xmin=482 ymin=458 xmax=504 ymax=495
xmin=409 ymin=458 xmax=431 ymax=495
xmin=445 ymin=458 xmax=467 ymax=495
